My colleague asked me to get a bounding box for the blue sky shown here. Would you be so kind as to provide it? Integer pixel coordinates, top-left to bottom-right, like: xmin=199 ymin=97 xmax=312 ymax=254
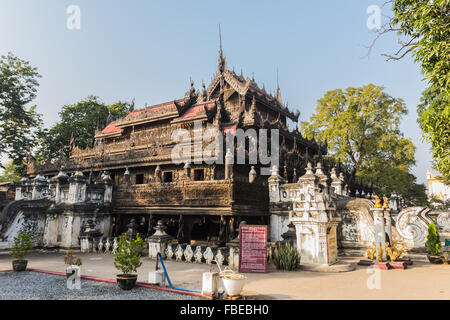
xmin=0 ymin=0 xmax=433 ymax=183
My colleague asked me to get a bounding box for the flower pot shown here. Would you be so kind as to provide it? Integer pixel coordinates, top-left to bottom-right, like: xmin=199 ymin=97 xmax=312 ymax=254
xmin=220 ymin=270 xmax=246 ymax=297
xmin=117 ymin=274 xmax=138 ymax=290
xmin=12 ymin=260 xmax=28 ymax=272
xmin=427 ymin=254 xmax=443 ymax=264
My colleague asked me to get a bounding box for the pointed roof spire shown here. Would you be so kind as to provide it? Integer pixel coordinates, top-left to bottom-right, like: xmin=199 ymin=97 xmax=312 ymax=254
xmin=218 ymin=24 xmax=226 ymax=73
xmin=275 ymin=68 xmax=282 ymax=103
xmin=219 ymin=24 xmax=223 ymax=55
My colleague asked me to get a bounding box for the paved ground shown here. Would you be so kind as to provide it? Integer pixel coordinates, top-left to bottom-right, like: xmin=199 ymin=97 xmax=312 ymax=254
xmin=0 ymin=271 xmax=199 ymax=300
xmin=1 ymin=252 xmax=449 ymax=300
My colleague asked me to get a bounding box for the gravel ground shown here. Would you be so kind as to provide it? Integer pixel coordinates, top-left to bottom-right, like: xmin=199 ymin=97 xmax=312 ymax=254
xmin=0 ymin=271 xmax=200 ymax=300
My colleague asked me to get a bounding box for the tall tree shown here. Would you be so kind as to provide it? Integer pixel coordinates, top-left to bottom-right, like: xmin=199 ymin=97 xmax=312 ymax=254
xmin=372 ymin=0 xmax=450 ymax=182
xmin=417 ymin=85 xmax=449 ymax=183
xmin=301 ymin=84 xmax=419 ymax=198
xmin=0 ymin=160 xmax=21 ymax=183
xmin=0 ymin=52 xmax=43 ymax=173
xmin=36 ymin=96 xmax=129 ymax=163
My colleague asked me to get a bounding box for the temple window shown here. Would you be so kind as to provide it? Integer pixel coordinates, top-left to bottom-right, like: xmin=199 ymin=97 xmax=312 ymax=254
xmin=135 ymin=174 xmax=144 ymax=185
xmin=163 ymin=171 xmax=173 ymax=183
xmin=194 ymin=169 xmax=205 ymax=181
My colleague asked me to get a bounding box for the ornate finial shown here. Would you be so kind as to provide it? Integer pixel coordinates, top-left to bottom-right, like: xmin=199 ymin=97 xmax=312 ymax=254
xmin=374 ymin=195 xmax=382 ymax=208
xmin=200 ymin=81 xmax=207 ymax=102
xmin=129 ymin=98 xmax=135 ymax=112
xmin=305 ymin=162 xmax=313 ymax=175
xmin=190 ymin=78 xmax=195 ymax=94
xmin=219 ymin=24 xmax=223 ymax=54
xmin=218 ymin=24 xmax=225 ymax=72
xmin=276 ymin=68 xmax=282 ymax=103
xmin=382 ymin=196 xmax=389 ymax=209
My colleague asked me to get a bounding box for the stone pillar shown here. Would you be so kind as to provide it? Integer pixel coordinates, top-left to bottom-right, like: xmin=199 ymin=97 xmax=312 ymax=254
xmin=43 ymin=214 xmax=58 ymax=247
xmin=372 ymin=207 xmax=386 ymax=260
xmin=15 ymin=176 xmax=30 ymax=200
xmin=330 ymin=168 xmax=344 ymax=196
xmin=60 ymin=213 xmax=81 ymax=248
xmin=227 ymin=221 xmax=247 ymax=270
xmin=68 ymin=166 xmax=88 ymax=203
xmin=50 ymin=166 xmax=69 ymax=204
xmin=31 ymin=173 xmax=49 ymax=200
xmin=268 ymin=165 xmax=283 ymax=203
xmin=384 ymin=209 xmax=392 ymax=245
xmin=281 ymin=223 xmax=297 ymax=248
xmin=147 ymin=220 xmax=174 ymax=259
xmin=289 ymin=162 xmax=341 ymax=265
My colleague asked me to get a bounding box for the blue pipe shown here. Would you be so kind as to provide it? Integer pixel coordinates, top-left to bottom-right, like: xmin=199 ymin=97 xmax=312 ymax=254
xmin=156 ymin=252 xmax=201 ymax=293
xmin=156 ymin=252 xmax=224 ymax=296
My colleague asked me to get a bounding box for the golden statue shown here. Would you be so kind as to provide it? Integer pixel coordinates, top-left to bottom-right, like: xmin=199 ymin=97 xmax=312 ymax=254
xmin=374 ymin=195 xmax=382 ymax=208
xmin=366 ymin=242 xmax=377 ymax=260
xmin=377 ymin=245 xmax=384 ymax=262
xmin=382 ymin=196 xmax=389 ymax=209
xmin=385 ymin=241 xmax=404 ymax=262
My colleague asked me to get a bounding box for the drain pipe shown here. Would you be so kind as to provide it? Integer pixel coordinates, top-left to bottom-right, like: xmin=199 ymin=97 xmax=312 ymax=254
xmin=156 ymin=252 xmax=201 ymax=293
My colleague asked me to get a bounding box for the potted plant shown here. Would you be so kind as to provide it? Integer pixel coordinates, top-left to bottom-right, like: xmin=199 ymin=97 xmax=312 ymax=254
xmin=425 ymin=222 xmax=442 ymax=264
xmin=273 ymin=242 xmax=301 ymax=271
xmin=64 ymin=250 xmax=83 ymax=278
xmin=113 ymin=233 xmax=146 ymax=290
xmin=441 ymin=252 xmax=449 ymax=265
xmin=9 ymin=232 xmax=32 ymax=271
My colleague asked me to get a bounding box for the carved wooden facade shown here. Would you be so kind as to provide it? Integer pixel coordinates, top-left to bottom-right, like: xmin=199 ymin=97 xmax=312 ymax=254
xmin=26 ymin=50 xmax=324 ymax=243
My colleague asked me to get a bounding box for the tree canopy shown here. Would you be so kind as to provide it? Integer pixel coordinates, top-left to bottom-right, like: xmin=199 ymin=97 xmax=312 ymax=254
xmin=382 ymin=0 xmax=449 ymax=91
xmin=375 ymin=0 xmax=450 ymax=183
xmin=0 ymin=161 xmax=21 ymax=183
xmin=36 ymin=96 xmax=129 ymax=164
xmin=301 ymin=84 xmax=421 ymax=199
xmin=0 ymin=52 xmax=43 ymax=173
xmin=417 ymin=85 xmax=450 ymax=183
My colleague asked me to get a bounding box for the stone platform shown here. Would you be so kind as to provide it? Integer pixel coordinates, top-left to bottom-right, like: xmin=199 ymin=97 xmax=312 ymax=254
xmin=299 ymin=261 xmax=356 ymax=273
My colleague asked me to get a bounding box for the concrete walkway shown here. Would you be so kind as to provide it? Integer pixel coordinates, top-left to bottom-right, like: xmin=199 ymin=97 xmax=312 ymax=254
xmin=1 ymin=252 xmax=449 ymax=300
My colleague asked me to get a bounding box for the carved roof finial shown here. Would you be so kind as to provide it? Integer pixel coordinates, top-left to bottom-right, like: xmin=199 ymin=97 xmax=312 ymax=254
xmin=218 ymin=24 xmax=226 ymax=73
xmin=276 ymin=68 xmax=282 ymax=104
xmin=200 ymin=81 xmax=207 ymax=102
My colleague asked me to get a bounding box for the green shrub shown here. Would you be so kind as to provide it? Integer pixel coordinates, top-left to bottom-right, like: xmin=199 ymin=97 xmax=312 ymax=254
xmin=113 ymin=233 xmax=146 ymax=275
xmin=273 ymin=242 xmax=301 ymax=271
xmin=64 ymin=250 xmax=82 ymax=266
xmin=426 ymin=222 xmax=441 ymax=255
xmin=9 ymin=232 xmax=32 ymax=260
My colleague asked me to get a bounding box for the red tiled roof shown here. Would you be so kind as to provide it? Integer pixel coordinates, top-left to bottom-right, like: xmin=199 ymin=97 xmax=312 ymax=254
xmin=102 ymin=122 xmax=122 ymax=134
xmin=223 ymin=124 xmax=237 ymax=135
xmin=180 ymin=103 xmax=215 ymax=119
xmin=128 ymin=102 xmax=178 ymax=118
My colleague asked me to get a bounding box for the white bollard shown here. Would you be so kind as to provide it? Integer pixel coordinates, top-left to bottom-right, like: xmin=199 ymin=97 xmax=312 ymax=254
xmin=202 ymin=272 xmax=219 ymax=299
xmin=148 ymin=270 xmax=166 ymax=286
